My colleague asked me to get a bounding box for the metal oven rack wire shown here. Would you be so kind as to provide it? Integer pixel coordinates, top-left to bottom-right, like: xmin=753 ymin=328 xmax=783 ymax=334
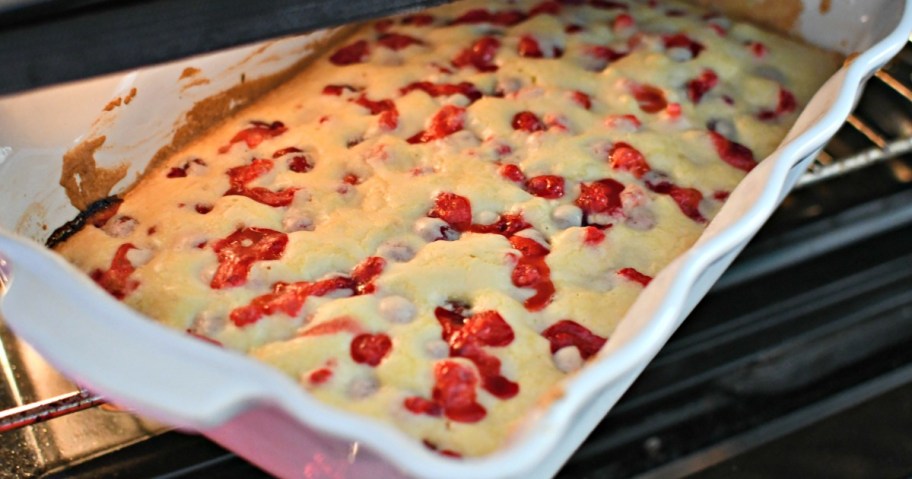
xmin=1 ymin=34 xmax=911 ymax=479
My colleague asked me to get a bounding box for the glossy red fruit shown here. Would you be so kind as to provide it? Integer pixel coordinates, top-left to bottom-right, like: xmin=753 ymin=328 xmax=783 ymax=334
xmin=229 ymin=271 xmax=371 ymax=327
xmin=90 ymin=243 xmax=139 ymax=300
xmin=469 ymin=213 xmax=531 ymax=237
xmin=377 ymin=32 xmax=424 ymax=51
xmin=273 ymin=147 xmax=313 ymax=173
xmin=400 ymin=81 xmax=482 ymax=103
xmin=407 ymin=105 xmax=466 ymax=144
xmin=428 ymin=192 xmax=473 ymax=232
xmin=609 ymin=142 xmax=650 ymax=178
xmin=166 ymin=158 xmax=206 ymax=178
xmin=507 ymin=235 xmax=554 ymax=311
xmin=584 ymin=45 xmax=628 ymax=68
xmin=525 ymin=175 xmax=565 ymax=199
xmin=709 ymin=131 xmax=757 ymax=172
xmin=309 ymin=368 xmax=333 ymax=385
xmin=350 ymin=333 xmax=393 ymax=366
xmin=512 ymin=111 xmax=546 ymax=132
xmin=571 ymin=90 xmax=592 ymax=109
xmin=218 ymin=121 xmax=287 ymax=153
xmin=321 ymin=84 xmax=360 ymax=96
xmin=499 ymin=164 xmax=526 ymax=183
xmin=575 ymin=178 xmax=625 ymax=216
xmin=758 ymin=87 xmax=797 ymax=120
xmin=451 ymin=8 xmax=527 ymax=26
xmin=541 ymin=319 xmax=607 ymax=360
xmin=432 ymin=361 xmax=487 ymax=423
xmin=662 ymin=33 xmax=705 ymax=58
xmin=630 ymin=83 xmax=667 ymax=113
xmin=401 ymin=13 xmax=434 ymax=26
xmin=590 ymin=0 xmax=628 ymax=10
xmin=350 ymin=256 xmax=386 ymax=295
xmin=436 ymin=309 xmax=519 ymax=399
xmin=617 ymin=267 xmax=652 ymax=286
xmin=518 ymin=35 xmax=544 ymax=58
xmin=210 ymin=227 xmax=288 ymax=290
xmin=225 ymin=158 xmax=297 ymax=207
xmin=330 ymin=40 xmax=369 ymax=65
xmin=668 ymin=185 xmax=706 ymax=223
xmin=509 ymin=235 xmax=549 ymax=258
xmin=687 ymin=69 xmax=719 ymax=103
xmin=452 ymin=36 xmax=501 ymax=72
xmin=583 ymin=226 xmax=606 ymax=245
xmin=530 ymin=0 xmax=561 ymax=15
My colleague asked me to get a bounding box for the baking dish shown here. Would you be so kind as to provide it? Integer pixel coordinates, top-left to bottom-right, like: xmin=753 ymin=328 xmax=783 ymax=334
xmin=1 ymin=1 xmax=911 ymax=477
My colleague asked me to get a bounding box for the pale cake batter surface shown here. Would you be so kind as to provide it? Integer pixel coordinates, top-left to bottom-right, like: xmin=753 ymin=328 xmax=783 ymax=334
xmin=57 ymin=0 xmax=839 ymax=457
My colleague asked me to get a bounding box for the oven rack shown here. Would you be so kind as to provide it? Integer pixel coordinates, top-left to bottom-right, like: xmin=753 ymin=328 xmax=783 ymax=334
xmin=1 ymin=34 xmax=911 ymax=475
xmin=798 ymin=67 xmax=912 ymax=188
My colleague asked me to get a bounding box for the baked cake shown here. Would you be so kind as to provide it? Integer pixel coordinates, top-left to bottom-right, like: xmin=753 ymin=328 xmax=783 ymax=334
xmin=56 ymin=0 xmax=840 ymax=457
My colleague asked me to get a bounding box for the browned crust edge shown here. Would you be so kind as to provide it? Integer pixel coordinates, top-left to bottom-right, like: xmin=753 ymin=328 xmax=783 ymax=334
xmin=56 ymin=26 xmax=358 ymax=219
xmin=132 ymin=26 xmax=359 ymax=192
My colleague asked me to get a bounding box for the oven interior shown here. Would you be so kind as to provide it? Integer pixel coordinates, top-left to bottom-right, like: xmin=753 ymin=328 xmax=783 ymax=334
xmin=1 ymin=16 xmax=911 ymax=479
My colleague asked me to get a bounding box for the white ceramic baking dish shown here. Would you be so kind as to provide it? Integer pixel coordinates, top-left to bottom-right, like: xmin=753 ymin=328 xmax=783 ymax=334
xmin=1 ymin=2 xmax=911 ymax=478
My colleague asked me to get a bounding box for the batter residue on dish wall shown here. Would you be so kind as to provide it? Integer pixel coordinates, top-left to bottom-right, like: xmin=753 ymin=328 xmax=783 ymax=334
xmin=59 ymin=136 xmax=128 ymax=211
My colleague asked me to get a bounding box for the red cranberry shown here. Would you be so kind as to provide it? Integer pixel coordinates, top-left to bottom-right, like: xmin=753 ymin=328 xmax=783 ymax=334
xmin=400 ymin=81 xmax=482 ymax=103
xmin=451 ymin=8 xmax=528 ymax=26
xmin=377 ymin=32 xmax=424 ymax=51
xmin=321 ymin=84 xmax=360 ymax=96
xmin=401 ymin=14 xmax=434 ymax=26
xmin=407 ymin=105 xmax=466 ymax=144
xmin=309 ymin=368 xmax=333 ymax=384
xmin=583 ymin=226 xmax=606 ymax=245
xmin=210 ymin=227 xmax=288 ymax=290
xmin=525 ymin=175 xmax=565 ymax=199
xmin=273 ymin=147 xmax=313 ymax=173
xmin=330 ymin=40 xmax=369 ymax=65
xmin=617 ymin=267 xmax=652 ymax=286
xmin=630 ymin=83 xmax=667 ymax=113
xmin=218 ymin=121 xmax=287 ymax=154
xmin=575 ymin=178 xmax=625 ymax=217
xmin=518 ymin=35 xmax=544 ymax=58
xmin=90 ymin=243 xmax=139 ymax=300
xmin=571 ymin=90 xmax=592 ymax=109
xmin=687 ymin=69 xmax=719 ymax=103
xmin=452 ymin=36 xmax=501 ymax=72
xmin=225 ymin=158 xmax=297 ymax=207
xmin=609 ymin=142 xmax=650 ymax=178
xmin=530 ymin=0 xmax=561 ymax=15
xmin=667 ymin=185 xmax=706 ymax=223
xmin=428 ymin=192 xmax=473 ymax=232
xmin=709 ymin=131 xmax=757 ymax=172
xmin=590 ymin=0 xmax=628 ymax=10
xmin=512 ymin=111 xmax=546 ymax=132
xmin=541 ymin=319 xmax=607 ymax=359
xmin=662 ymin=33 xmax=705 ymax=58
xmin=758 ymin=87 xmax=797 ymax=121
xmin=499 ymin=164 xmax=526 ymax=183
xmin=350 ymin=333 xmax=392 ymax=366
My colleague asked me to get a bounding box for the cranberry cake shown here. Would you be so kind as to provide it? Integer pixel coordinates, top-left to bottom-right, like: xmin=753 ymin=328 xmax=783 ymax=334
xmin=56 ymin=0 xmax=839 ymax=457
